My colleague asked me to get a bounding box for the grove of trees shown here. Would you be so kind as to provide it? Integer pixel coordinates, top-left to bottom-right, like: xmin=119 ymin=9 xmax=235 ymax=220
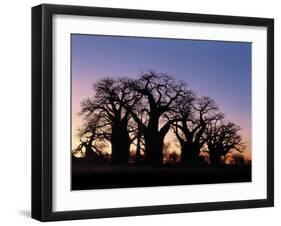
xmin=72 ymin=71 xmax=246 ymax=167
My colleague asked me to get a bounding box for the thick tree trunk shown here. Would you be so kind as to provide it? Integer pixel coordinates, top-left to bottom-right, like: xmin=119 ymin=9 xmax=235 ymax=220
xmin=111 ymin=121 xmax=131 ymax=165
xmin=180 ymin=143 xmax=201 ymax=166
xmin=142 ymin=113 xmax=163 ymax=166
xmin=209 ymin=150 xmax=222 ymax=166
xmin=144 ymin=131 xmax=164 ymax=166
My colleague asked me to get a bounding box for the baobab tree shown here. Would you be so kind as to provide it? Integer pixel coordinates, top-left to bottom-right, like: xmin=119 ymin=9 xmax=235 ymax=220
xmin=72 ymin=113 xmax=109 ymax=162
xmin=204 ymin=119 xmax=245 ymax=166
xmin=173 ymin=96 xmax=223 ymax=166
xmin=74 ymin=71 xmax=246 ymax=168
xmin=126 ymin=71 xmax=193 ymax=166
xmin=79 ymin=78 xmax=140 ymax=164
xmin=129 ymin=119 xmax=146 ymax=165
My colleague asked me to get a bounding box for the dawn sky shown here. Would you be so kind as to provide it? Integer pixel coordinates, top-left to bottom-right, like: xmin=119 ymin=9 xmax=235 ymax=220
xmin=71 ymin=34 xmax=252 ymax=159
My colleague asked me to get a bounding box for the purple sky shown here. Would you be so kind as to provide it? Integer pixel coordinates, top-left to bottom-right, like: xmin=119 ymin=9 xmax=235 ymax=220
xmin=71 ymin=34 xmax=252 ymax=158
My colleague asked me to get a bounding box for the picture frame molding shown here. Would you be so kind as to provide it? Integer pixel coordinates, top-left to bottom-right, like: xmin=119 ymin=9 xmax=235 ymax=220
xmin=31 ymin=4 xmax=274 ymax=221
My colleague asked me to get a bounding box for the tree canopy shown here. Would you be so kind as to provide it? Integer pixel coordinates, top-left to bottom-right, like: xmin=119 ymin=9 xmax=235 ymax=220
xmin=73 ymin=71 xmax=246 ymax=167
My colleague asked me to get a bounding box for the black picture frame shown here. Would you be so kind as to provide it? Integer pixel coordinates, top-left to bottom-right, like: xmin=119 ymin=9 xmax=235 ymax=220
xmin=32 ymin=3 xmax=274 ymax=222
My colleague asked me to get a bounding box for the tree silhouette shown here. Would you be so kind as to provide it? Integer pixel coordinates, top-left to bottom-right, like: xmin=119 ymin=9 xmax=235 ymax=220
xmin=204 ymin=119 xmax=245 ymax=166
xmin=173 ymin=96 xmax=223 ymax=166
xmin=126 ymin=71 xmax=193 ymax=166
xmin=72 ymin=113 xmax=109 ymax=162
xmin=79 ymin=78 xmax=140 ymax=165
xmin=73 ymin=71 xmax=247 ymax=168
xmin=132 ymin=124 xmax=145 ymax=165
xmin=228 ymin=153 xmax=246 ymax=165
xmin=127 ymin=106 xmax=147 ymax=165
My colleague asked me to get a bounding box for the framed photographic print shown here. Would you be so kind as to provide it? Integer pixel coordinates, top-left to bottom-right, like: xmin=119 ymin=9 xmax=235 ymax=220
xmin=32 ymin=4 xmax=274 ymax=221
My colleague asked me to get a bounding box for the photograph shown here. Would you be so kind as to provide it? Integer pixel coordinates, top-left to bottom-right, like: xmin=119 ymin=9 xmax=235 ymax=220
xmin=71 ymin=34 xmax=252 ymax=190
xmin=31 ymin=3 xmax=274 ymax=221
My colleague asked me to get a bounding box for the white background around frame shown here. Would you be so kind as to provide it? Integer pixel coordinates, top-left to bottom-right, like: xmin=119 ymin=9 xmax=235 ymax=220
xmin=53 ymin=14 xmax=267 ymax=211
xmin=0 ymin=0 xmax=280 ymax=226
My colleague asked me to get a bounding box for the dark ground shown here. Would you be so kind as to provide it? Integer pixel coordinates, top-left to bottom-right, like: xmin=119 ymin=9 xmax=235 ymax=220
xmin=72 ymin=162 xmax=251 ymax=190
